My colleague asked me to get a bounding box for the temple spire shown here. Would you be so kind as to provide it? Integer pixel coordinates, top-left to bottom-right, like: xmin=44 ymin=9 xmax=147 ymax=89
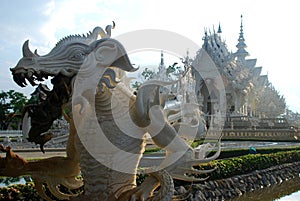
xmin=235 ymin=15 xmax=249 ymax=63
xmin=156 ymin=50 xmax=168 ymax=81
xmin=160 ymin=50 xmax=165 ymax=67
xmin=217 ymin=22 xmax=222 ymax=34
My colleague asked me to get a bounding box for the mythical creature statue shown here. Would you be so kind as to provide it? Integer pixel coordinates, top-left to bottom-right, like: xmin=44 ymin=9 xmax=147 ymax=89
xmin=5 ymin=22 xmax=221 ymax=200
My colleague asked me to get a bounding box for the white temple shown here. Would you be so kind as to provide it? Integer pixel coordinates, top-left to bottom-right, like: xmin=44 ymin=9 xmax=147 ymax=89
xmin=192 ymin=15 xmax=286 ymax=120
xmin=147 ymin=15 xmax=288 ymax=134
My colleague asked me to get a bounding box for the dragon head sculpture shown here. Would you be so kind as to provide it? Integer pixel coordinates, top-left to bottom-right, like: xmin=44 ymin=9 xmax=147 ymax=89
xmin=11 ymin=23 xmax=137 ymax=152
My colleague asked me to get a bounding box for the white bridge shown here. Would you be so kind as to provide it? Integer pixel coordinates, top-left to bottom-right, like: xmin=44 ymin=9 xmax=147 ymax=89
xmin=0 ymin=130 xmax=23 ymax=138
xmin=0 ymin=130 xmax=23 ymax=143
xmin=0 ymin=130 xmax=70 ymax=145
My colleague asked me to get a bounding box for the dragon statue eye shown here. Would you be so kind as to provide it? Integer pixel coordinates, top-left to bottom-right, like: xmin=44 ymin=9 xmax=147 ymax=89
xmin=71 ymin=51 xmax=85 ymax=61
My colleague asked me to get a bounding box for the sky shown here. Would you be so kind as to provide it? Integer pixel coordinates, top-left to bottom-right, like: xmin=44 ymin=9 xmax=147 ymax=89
xmin=0 ymin=0 xmax=299 ymax=112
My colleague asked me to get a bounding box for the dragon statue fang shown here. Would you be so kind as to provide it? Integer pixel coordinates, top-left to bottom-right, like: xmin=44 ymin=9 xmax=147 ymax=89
xmin=4 ymin=22 xmax=221 ymax=200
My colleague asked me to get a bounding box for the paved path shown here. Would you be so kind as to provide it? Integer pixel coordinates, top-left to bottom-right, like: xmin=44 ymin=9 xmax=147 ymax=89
xmin=1 ymin=148 xmax=163 ymax=167
xmin=0 ymin=149 xmax=66 ymax=159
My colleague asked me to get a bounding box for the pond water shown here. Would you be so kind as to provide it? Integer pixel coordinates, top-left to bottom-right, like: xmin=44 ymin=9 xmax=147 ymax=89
xmin=232 ymin=176 xmax=300 ymax=201
xmin=221 ymin=141 xmax=300 ymax=150
xmin=0 ymin=176 xmax=29 ymax=187
xmin=277 ymin=191 xmax=300 ymax=201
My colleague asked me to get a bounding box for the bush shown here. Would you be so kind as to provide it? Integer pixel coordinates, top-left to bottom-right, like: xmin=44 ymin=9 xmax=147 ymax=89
xmin=199 ymin=150 xmax=300 ymax=180
xmin=0 ymin=183 xmax=43 ymax=200
xmin=207 ymin=146 xmax=300 ymax=159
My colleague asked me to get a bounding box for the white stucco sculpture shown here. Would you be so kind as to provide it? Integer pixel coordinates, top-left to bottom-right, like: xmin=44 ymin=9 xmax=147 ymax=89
xmin=5 ymin=22 xmax=220 ymax=200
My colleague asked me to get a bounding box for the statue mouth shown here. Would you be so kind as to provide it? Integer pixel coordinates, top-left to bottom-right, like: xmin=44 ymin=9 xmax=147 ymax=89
xmin=11 ymin=67 xmax=73 ymax=152
xmin=11 ymin=66 xmax=68 ymax=88
xmin=12 ymin=66 xmax=121 ymax=153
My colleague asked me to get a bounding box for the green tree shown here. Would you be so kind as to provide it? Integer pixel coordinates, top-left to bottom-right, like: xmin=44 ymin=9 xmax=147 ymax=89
xmin=166 ymin=62 xmax=181 ymax=80
xmin=131 ymin=63 xmax=182 ymax=90
xmin=141 ymin=67 xmax=155 ymax=80
xmin=131 ymin=81 xmax=142 ymax=90
xmin=0 ymin=90 xmax=28 ymax=130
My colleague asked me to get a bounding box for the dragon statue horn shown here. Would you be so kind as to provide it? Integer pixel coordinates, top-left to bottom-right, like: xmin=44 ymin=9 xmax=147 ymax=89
xmin=22 ymin=40 xmax=36 ymax=57
xmin=91 ymin=21 xmax=116 ymax=39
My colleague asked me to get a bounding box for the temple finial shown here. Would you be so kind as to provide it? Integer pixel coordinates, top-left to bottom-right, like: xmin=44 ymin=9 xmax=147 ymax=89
xmin=240 ymin=15 xmax=243 ymax=31
xmin=217 ymin=22 xmax=222 ymax=34
xmin=160 ymin=50 xmax=164 ymax=66
xmin=235 ymin=14 xmax=249 ymax=63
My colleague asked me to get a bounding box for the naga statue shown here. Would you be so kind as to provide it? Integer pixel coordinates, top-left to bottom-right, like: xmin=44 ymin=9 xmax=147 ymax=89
xmin=3 ymin=22 xmax=221 ymax=200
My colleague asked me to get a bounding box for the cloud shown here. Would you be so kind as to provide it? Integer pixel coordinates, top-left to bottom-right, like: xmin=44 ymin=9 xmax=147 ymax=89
xmin=40 ymin=0 xmax=124 ymax=46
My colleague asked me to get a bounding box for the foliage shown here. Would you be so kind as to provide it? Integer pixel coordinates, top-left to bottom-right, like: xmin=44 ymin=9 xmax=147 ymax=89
xmin=198 ymin=150 xmax=300 ymax=180
xmin=0 ymin=183 xmax=42 ymax=201
xmin=141 ymin=67 xmax=155 ymax=81
xmin=0 ymin=176 xmax=83 ymax=200
xmin=207 ymin=146 xmax=300 ymax=159
xmin=131 ymin=81 xmax=142 ymax=90
xmin=131 ymin=67 xmax=155 ymax=90
xmin=143 ymin=147 xmax=162 ymax=154
xmin=166 ymin=62 xmax=182 ymax=80
xmin=0 ymin=90 xmax=28 ymax=130
xmin=131 ymin=63 xmax=182 ymax=90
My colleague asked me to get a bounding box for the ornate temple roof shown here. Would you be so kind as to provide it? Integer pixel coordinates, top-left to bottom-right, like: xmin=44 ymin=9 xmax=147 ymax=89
xmin=191 ymin=15 xmax=286 ymax=118
xmin=200 ymin=15 xmax=268 ymax=92
xmin=202 ymin=28 xmax=232 ymax=69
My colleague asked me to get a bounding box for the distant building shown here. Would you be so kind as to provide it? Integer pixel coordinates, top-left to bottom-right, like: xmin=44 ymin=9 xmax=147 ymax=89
xmin=140 ymin=16 xmax=294 ymax=140
xmin=192 ymin=15 xmax=286 ymax=119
